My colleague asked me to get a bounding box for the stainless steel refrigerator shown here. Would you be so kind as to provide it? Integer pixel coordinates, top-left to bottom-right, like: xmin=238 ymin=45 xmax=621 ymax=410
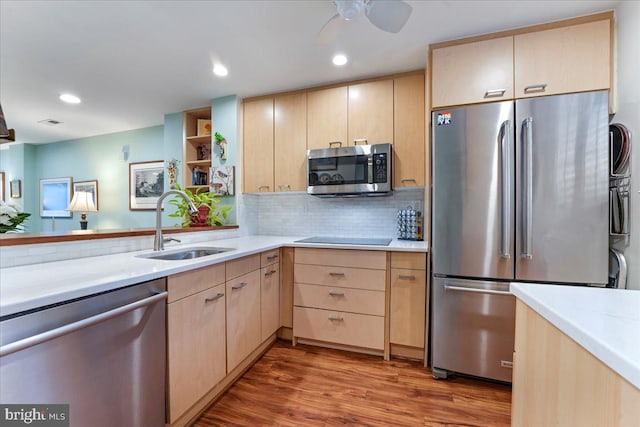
xmin=430 ymin=91 xmax=609 ymax=382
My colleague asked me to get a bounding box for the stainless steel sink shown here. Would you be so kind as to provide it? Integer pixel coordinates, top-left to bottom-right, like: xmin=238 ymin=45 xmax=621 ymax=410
xmin=137 ymin=247 xmax=233 ymax=261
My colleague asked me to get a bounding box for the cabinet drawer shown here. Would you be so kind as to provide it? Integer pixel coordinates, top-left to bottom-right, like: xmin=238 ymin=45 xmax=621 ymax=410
xmin=294 ymin=307 xmax=384 ymax=350
xmin=295 ymin=248 xmax=386 ymax=269
xmin=261 ymin=249 xmax=280 ymax=267
xmin=167 ymin=263 xmax=225 ymax=303
xmin=226 ymin=254 xmax=260 ymax=280
xmin=295 ymin=264 xmax=386 ymax=291
xmin=294 ymin=283 xmax=384 ymax=316
xmin=390 ymin=252 xmax=426 ymax=270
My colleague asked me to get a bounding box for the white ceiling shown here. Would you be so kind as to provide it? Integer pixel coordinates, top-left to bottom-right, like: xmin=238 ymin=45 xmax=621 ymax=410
xmin=1 ymin=0 xmax=619 ymax=144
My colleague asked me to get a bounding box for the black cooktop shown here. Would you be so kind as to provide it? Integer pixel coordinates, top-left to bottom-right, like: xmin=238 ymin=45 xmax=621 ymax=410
xmin=295 ymin=236 xmax=392 ymax=246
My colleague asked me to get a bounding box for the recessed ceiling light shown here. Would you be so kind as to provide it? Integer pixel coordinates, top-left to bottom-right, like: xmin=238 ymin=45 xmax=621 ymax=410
xmin=60 ymin=93 xmax=81 ymax=104
xmin=332 ymin=54 xmax=348 ymax=66
xmin=213 ymin=64 xmax=228 ymax=77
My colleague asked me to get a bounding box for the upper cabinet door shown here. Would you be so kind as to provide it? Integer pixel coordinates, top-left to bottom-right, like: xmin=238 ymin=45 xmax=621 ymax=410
xmin=393 ymin=74 xmax=425 ymax=187
xmin=243 ymin=98 xmax=274 ymax=193
xmin=514 ymin=20 xmax=611 ymax=98
xmin=348 ymin=80 xmax=394 ymax=146
xmin=275 ymin=93 xmax=307 ymax=192
xmin=307 ymin=86 xmax=347 ymax=150
xmin=432 ymin=36 xmax=514 ymax=108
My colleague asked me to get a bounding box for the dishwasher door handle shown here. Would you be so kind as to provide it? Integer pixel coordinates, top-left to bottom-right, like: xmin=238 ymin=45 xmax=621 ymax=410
xmin=444 ymin=284 xmax=511 ymax=296
xmin=0 ymin=291 xmax=168 ymax=357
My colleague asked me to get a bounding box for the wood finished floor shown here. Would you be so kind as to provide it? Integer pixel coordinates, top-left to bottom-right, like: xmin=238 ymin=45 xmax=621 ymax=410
xmin=194 ymin=340 xmax=511 ymax=427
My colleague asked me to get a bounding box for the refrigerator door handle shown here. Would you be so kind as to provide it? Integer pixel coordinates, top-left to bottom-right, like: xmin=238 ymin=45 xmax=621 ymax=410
xmin=444 ymin=284 xmax=512 ymax=296
xmin=500 ymin=120 xmax=511 ymax=259
xmin=521 ymin=117 xmax=534 ymax=259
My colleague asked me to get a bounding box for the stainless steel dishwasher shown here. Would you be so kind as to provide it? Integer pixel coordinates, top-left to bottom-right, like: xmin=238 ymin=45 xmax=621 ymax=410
xmin=0 ymin=278 xmax=167 ymax=427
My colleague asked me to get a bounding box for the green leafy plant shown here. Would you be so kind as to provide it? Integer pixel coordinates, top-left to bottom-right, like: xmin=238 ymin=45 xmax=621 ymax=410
xmin=214 ymin=132 xmax=225 ymax=143
xmin=0 ymin=201 xmax=31 ymax=233
xmin=168 ymin=184 xmax=231 ymax=227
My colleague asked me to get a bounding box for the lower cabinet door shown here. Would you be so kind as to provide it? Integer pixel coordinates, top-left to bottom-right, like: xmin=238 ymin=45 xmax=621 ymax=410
xmin=226 ymin=270 xmax=261 ymax=372
xmin=167 ymin=283 xmax=226 ymax=423
xmin=293 ymin=306 xmax=384 ymax=350
xmin=390 ymin=268 xmax=426 ymax=348
xmin=261 ymin=263 xmax=280 ymax=341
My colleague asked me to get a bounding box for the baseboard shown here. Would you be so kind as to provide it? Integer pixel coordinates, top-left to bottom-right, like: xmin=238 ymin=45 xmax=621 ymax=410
xmin=277 ymin=326 xmax=292 ymax=340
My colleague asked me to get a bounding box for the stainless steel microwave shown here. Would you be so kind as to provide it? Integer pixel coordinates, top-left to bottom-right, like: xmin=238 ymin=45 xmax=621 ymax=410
xmin=307 ymin=143 xmax=392 ymax=196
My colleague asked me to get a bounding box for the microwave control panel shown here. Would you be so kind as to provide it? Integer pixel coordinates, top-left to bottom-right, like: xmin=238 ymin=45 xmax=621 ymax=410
xmin=374 ymin=153 xmax=388 ymax=183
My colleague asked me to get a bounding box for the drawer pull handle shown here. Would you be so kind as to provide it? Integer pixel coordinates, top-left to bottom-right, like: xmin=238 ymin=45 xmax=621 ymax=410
xmin=329 ymin=141 xmax=342 ymax=147
xmin=278 ymin=184 xmax=291 ymax=190
xmin=258 ymin=185 xmax=270 ymax=191
xmin=329 ymin=292 xmax=345 ymax=297
xmin=484 ymin=89 xmax=506 ymax=98
xmin=231 ymin=282 xmax=248 ymax=290
xmin=398 ymin=275 xmax=416 ymax=280
xmin=328 ymin=316 xmax=344 ymax=321
xmin=267 ymin=255 xmax=278 ymax=260
xmin=400 ymin=178 xmax=417 ymax=184
xmin=329 ymin=272 xmax=345 ymax=277
xmin=524 ymin=83 xmax=547 ymax=94
xmin=205 ymin=293 xmax=224 ymax=303
xmin=501 ymin=360 xmax=513 ymax=369
xmin=354 ymin=138 xmax=368 ymax=146
xmin=264 ymin=270 xmax=277 ymax=277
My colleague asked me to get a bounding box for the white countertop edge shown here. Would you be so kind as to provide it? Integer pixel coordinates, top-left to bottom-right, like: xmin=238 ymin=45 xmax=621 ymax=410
xmin=1 ymin=235 xmax=427 ymax=316
xmin=510 ymin=283 xmax=640 ymax=390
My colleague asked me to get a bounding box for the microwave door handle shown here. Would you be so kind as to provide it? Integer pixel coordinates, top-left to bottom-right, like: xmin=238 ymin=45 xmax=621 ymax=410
xmin=367 ymin=156 xmax=374 ymax=184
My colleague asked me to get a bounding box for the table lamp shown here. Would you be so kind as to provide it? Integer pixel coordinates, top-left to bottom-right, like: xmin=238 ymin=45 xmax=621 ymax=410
xmin=66 ymin=191 xmax=98 ymax=230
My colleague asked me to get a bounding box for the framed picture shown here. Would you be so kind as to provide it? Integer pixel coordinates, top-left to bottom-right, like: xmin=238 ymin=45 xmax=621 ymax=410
xmin=209 ymin=166 xmax=235 ymax=196
xmin=0 ymin=172 xmax=4 ymax=201
xmin=74 ymin=180 xmax=99 ymax=210
xmin=129 ymin=161 xmax=164 ymax=210
xmin=10 ymin=180 xmax=21 ymax=198
xmin=197 ymin=119 xmax=211 ymax=136
xmin=40 ymin=177 xmax=72 ymax=217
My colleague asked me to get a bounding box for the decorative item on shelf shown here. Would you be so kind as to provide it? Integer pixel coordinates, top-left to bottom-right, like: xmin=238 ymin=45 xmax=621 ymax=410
xmin=209 ymin=166 xmax=235 ymax=196
xmin=192 ymin=166 xmax=208 ymax=186
xmin=0 ymin=200 xmax=30 ymax=233
xmin=196 ymin=144 xmax=210 ymax=160
xmin=40 ymin=177 xmax=72 ymax=217
xmin=397 ymin=206 xmax=423 ymax=241
xmin=197 ymin=119 xmax=212 ymax=136
xmin=166 ymin=158 xmax=180 ymax=189
xmin=10 ymin=179 xmax=21 ymax=198
xmin=66 ymin=191 xmax=98 ymax=230
xmin=168 ymin=184 xmax=231 ymax=228
xmin=214 ymin=132 xmax=228 ymax=160
xmin=129 ymin=161 xmax=164 ymax=210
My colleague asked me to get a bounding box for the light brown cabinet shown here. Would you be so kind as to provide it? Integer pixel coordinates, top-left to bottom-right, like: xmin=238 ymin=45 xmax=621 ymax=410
xmin=348 ymin=80 xmax=394 ymax=146
xmin=293 ymin=248 xmax=388 ymax=355
xmin=166 ymin=265 xmax=226 ymax=423
xmin=389 ymin=252 xmax=427 ymax=352
xmin=512 ymin=300 xmax=640 ymax=426
xmin=243 ymin=97 xmax=274 ymax=192
xmin=393 ymin=74 xmax=425 ymax=187
xmin=274 ymin=93 xmax=307 ymax=191
xmin=431 ymin=16 xmax=612 ymax=108
xmin=226 ymin=257 xmax=261 ymax=371
xmin=280 ymin=247 xmax=295 ymax=329
xmin=183 ymin=107 xmax=213 ymax=191
xmin=432 ymin=36 xmax=514 ymax=108
xmin=307 ymin=86 xmax=348 ymax=150
xmin=514 ymin=19 xmax=611 ymax=98
xmin=260 ymin=249 xmax=280 ymax=340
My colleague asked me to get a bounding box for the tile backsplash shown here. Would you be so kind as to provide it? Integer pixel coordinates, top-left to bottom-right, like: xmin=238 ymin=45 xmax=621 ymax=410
xmin=256 ymin=188 xmax=425 ymax=238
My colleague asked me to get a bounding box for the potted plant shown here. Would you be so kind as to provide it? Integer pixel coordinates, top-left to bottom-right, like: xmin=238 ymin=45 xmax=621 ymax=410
xmin=168 ymin=184 xmax=231 ymax=227
xmin=214 ymin=132 xmax=228 ymax=160
xmin=0 ymin=201 xmax=31 ymax=233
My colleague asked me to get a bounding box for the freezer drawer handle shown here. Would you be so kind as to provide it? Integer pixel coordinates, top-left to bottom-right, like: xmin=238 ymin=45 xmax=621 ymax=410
xmin=444 ymin=284 xmax=511 ymax=296
xmin=499 ymin=119 xmax=511 ymax=259
xmin=521 ymin=117 xmax=534 ymax=259
xmin=205 ymin=293 xmax=225 ymax=303
xmin=0 ymin=291 xmax=168 ymax=358
xmin=501 ymin=360 xmax=513 ymax=369
xmin=484 ymin=89 xmax=506 ymax=98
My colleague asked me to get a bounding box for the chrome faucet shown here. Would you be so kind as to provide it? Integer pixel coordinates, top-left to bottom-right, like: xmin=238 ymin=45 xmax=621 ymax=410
xmin=154 ymin=190 xmax=198 ymax=251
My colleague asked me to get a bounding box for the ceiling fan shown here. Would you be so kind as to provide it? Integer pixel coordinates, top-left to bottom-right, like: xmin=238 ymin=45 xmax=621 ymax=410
xmin=319 ymin=0 xmax=413 ymax=41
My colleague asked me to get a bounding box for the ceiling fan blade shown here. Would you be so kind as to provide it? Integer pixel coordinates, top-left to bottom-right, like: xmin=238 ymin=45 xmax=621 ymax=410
xmin=317 ymin=13 xmax=344 ymax=45
xmin=365 ymin=0 xmax=412 ymax=33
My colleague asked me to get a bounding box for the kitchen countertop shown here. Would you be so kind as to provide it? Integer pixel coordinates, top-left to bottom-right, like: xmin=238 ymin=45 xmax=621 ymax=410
xmin=510 ymin=282 xmax=640 ymax=390
xmin=0 ymin=235 xmax=427 ymax=317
